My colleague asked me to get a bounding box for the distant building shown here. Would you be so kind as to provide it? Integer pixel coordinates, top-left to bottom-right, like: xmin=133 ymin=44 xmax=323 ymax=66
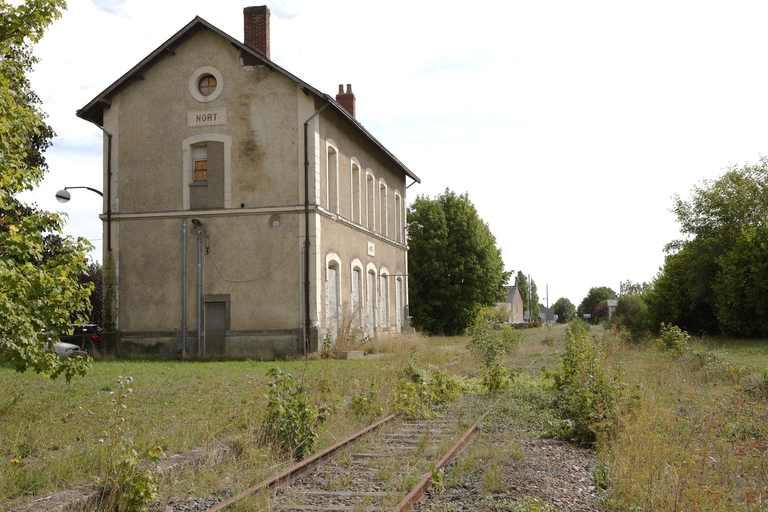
xmin=498 ymin=285 xmax=524 ymax=324
xmin=77 ymin=6 xmax=420 ymax=357
xmin=539 ymin=305 xmax=555 ymax=325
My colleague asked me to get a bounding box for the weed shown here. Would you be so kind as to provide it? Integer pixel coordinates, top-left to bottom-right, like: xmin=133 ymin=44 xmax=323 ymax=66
xmin=350 ymin=389 xmax=383 ymax=419
xmin=481 ymin=457 xmax=506 ymax=493
xmin=430 ymin=466 xmax=444 ymax=493
xmin=393 ymin=361 xmax=460 ymax=420
xmin=743 ymin=369 xmax=768 ymax=401
xmin=481 ymin=360 xmax=512 ymax=395
xmin=468 ymin=320 xmax=519 ymax=395
xmin=262 ymin=368 xmax=330 ymax=461
xmin=656 ymin=323 xmax=689 ymax=356
xmin=97 ymin=376 xmax=163 ymax=512
xmin=545 ymin=321 xmax=624 ymax=445
xmin=687 ymin=349 xmax=749 ymax=384
xmin=467 ymin=320 xmax=521 ymax=365
xmin=320 ymin=332 xmax=337 ymax=359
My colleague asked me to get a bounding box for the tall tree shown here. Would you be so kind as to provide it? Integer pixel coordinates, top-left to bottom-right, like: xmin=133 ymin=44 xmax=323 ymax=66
xmin=647 ymin=157 xmax=768 ymax=336
xmin=515 ymin=271 xmax=540 ymax=321
xmin=577 ymin=286 xmax=617 ymax=320
xmin=516 ymin=271 xmax=529 ymax=317
xmin=553 ymin=297 xmax=576 ymax=324
xmin=407 ymin=189 xmax=511 ymax=336
xmin=530 ymin=279 xmax=540 ymax=320
xmin=0 ymin=0 xmax=93 ymax=381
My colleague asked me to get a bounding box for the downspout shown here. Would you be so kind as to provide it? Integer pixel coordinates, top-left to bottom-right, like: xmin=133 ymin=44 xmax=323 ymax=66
xmin=404 ymin=178 xmax=418 ymax=326
xmin=182 ymin=218 xmax=187 ymax=355
xmin=302 ymin=101 xmax=329 ymax=356
xmin=197 ymin=228 xmax=202 ymax=356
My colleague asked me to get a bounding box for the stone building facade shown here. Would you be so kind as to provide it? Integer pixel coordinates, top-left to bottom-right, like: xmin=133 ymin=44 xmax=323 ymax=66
xmin=77 ymin=6 xmax=419 ymax=357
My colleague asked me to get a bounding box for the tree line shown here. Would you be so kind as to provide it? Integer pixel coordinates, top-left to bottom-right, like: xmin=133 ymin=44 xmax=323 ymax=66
xmin=571 ymin=157 xmax=768 ymax=339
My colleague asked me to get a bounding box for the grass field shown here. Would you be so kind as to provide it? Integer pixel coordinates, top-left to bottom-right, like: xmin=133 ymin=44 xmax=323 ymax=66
xmin=3 ymin=324 xmax=768 ymax=511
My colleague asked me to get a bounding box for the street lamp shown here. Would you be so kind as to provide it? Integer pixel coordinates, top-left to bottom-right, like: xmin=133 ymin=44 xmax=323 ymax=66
xmin=55 ymin=186 xmax=103 ymax=203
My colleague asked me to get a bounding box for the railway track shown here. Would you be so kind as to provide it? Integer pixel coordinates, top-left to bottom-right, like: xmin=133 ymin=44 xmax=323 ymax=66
xmin=205 ymin=396 xmax=495 ymax=511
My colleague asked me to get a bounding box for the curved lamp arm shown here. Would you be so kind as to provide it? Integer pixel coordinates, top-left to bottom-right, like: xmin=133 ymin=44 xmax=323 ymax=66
xmin=55 ymin=186 xmax=104 ymax=203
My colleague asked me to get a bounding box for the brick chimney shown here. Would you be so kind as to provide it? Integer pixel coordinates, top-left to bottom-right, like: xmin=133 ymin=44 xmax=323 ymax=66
xmin=243 ymin=6 xmax=270 ymax=59
xmin=336 ymin=84 xmax=355 ymax=118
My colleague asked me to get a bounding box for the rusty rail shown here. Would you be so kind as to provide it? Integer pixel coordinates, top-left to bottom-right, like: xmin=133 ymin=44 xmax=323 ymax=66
xmin=205 ymin=414 xmax=396 ymax=512
xmin=393 ymin=397 xmax=501 ymax=511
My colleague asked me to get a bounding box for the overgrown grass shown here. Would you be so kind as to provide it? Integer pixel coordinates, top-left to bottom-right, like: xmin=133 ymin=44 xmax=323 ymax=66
xmin=0 ymin=332 xmax=463 ymax=506
xmin=6 ymin=324 xmax=768 ymax=511
xmin=597 ymin=333 xmax=768 ymax=510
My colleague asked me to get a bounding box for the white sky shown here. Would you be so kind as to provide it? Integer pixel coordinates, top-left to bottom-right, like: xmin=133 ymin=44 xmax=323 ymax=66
xmin=20 ymin=0 xmax=768 ymax=307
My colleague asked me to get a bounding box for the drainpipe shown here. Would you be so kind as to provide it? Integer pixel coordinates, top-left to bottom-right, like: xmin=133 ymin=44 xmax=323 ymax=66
xmin=196 ymin=228 xmax=202 ymax=356
xmin=302 ymin=102 xmax=329 ymax=355
xmin=182 ymin=218 xmax=187 ymax=355
xmin=191 ymin=219 xmax=209 ymax=356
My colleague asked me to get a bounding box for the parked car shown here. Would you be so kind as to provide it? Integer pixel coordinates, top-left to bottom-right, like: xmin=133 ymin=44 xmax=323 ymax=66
xmin=40 ymin=329 xmax=90 ymax=358
xmin=51 ymin=341 xmax=88 ymax=358
xmin=57 ymin=324 xmax=103 ymax=352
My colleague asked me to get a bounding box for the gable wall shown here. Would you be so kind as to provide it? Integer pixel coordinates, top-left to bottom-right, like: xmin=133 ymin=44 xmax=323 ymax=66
xmin=111 ymin=28 xmax=302 ymax=214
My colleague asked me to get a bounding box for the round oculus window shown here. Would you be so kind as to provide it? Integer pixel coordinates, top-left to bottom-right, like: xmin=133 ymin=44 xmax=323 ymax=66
xmin=189 ymin=66 xmax=223 ymax=102
xmin=198 ymin=75 xmax=217 ymax=96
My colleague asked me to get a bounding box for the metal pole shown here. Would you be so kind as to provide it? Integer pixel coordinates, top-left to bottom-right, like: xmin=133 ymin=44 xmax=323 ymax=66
xmin=528 ymin=274 xmax=531 ymax=322
xmin=182 ymin=218 xmax=187 ymax=355
xmin=302 ymin=102 xmax=329 ymax=356
xmin=197 ymin=230 xmax=202 ymax=357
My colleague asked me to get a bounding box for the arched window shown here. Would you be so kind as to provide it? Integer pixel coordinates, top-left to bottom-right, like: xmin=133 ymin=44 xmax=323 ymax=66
xmin=326 ymin=255 xmax=341 ymax=342
xmin=379 ymin=270 xmax=390 ymax=331
xmin=182 ymin=134 xmax=232 ymax=211
xmin=379 ymin=179 xmax=388 ymax=237
xmin=351 ymin=161 xmax=361 ymax=224
xmin=366 ymin=267 xmax=377 ymax=337
xmin=351 ymin=263 xmax=363 ymax=328
xmin=326 ymin=142 xmax=338 ymax=213
xmin=366 ymin=171 xmax=376 ymax=231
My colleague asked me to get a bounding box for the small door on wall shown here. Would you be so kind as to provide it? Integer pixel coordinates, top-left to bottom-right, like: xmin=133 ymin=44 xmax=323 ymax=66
xmin=205 ymin=302 xmax=226 ymax=356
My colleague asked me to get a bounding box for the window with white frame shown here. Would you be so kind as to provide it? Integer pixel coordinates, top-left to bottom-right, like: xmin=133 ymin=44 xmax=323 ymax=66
xmin=351 ymin=162 xmax=361 ymax=224
xmin=366 ymin=172 xmax=376 ymax=231
xmin=352 ymin=266 xmax=363 ymax=328
xmin=379 ymin=180 xmax=388 ymax=237
xmin=326 ymin=259 xmax=340 ymax=342
xmin=182 ymin=134 xmax=231 ymax=211
xmin=366 ymin=269 xmax=377 ymax=336
xmin=326 ymin=143 xmax=338 ymax=213
xmin=394 ymin=191 xmax=402 ymax=243
xmin=380 ymin=272 xmax=390 ymax=330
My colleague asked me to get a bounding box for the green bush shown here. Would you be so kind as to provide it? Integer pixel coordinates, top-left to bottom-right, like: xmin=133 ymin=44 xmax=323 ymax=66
xmin=393 ymin=363 xmax=460 ymax=419
xmin=350 ymin=390 xmax=383 ymax=419
xmin=262 ymin=368 xmax=329 ymax=461
xmin=611 ymin=295 xmax=650 ymax=341
xmin=468 ymin=318 xmax=519 ymax=395
xmin=481 ymin=360 xmax=511 ymax=394
xmin=546 ymin=321 xmax=623 ymax=445
xmin=656 ymin=323 xmax=689 ymax=356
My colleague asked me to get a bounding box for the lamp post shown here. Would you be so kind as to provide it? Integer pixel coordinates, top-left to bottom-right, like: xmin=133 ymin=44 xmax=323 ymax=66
xmin=55 ymin=186 xmax=103 ymax=202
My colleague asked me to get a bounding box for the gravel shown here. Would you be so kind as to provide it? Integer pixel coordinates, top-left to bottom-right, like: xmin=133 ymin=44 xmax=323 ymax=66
xmin=416 ymin=437 xmax=602 ymax=511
